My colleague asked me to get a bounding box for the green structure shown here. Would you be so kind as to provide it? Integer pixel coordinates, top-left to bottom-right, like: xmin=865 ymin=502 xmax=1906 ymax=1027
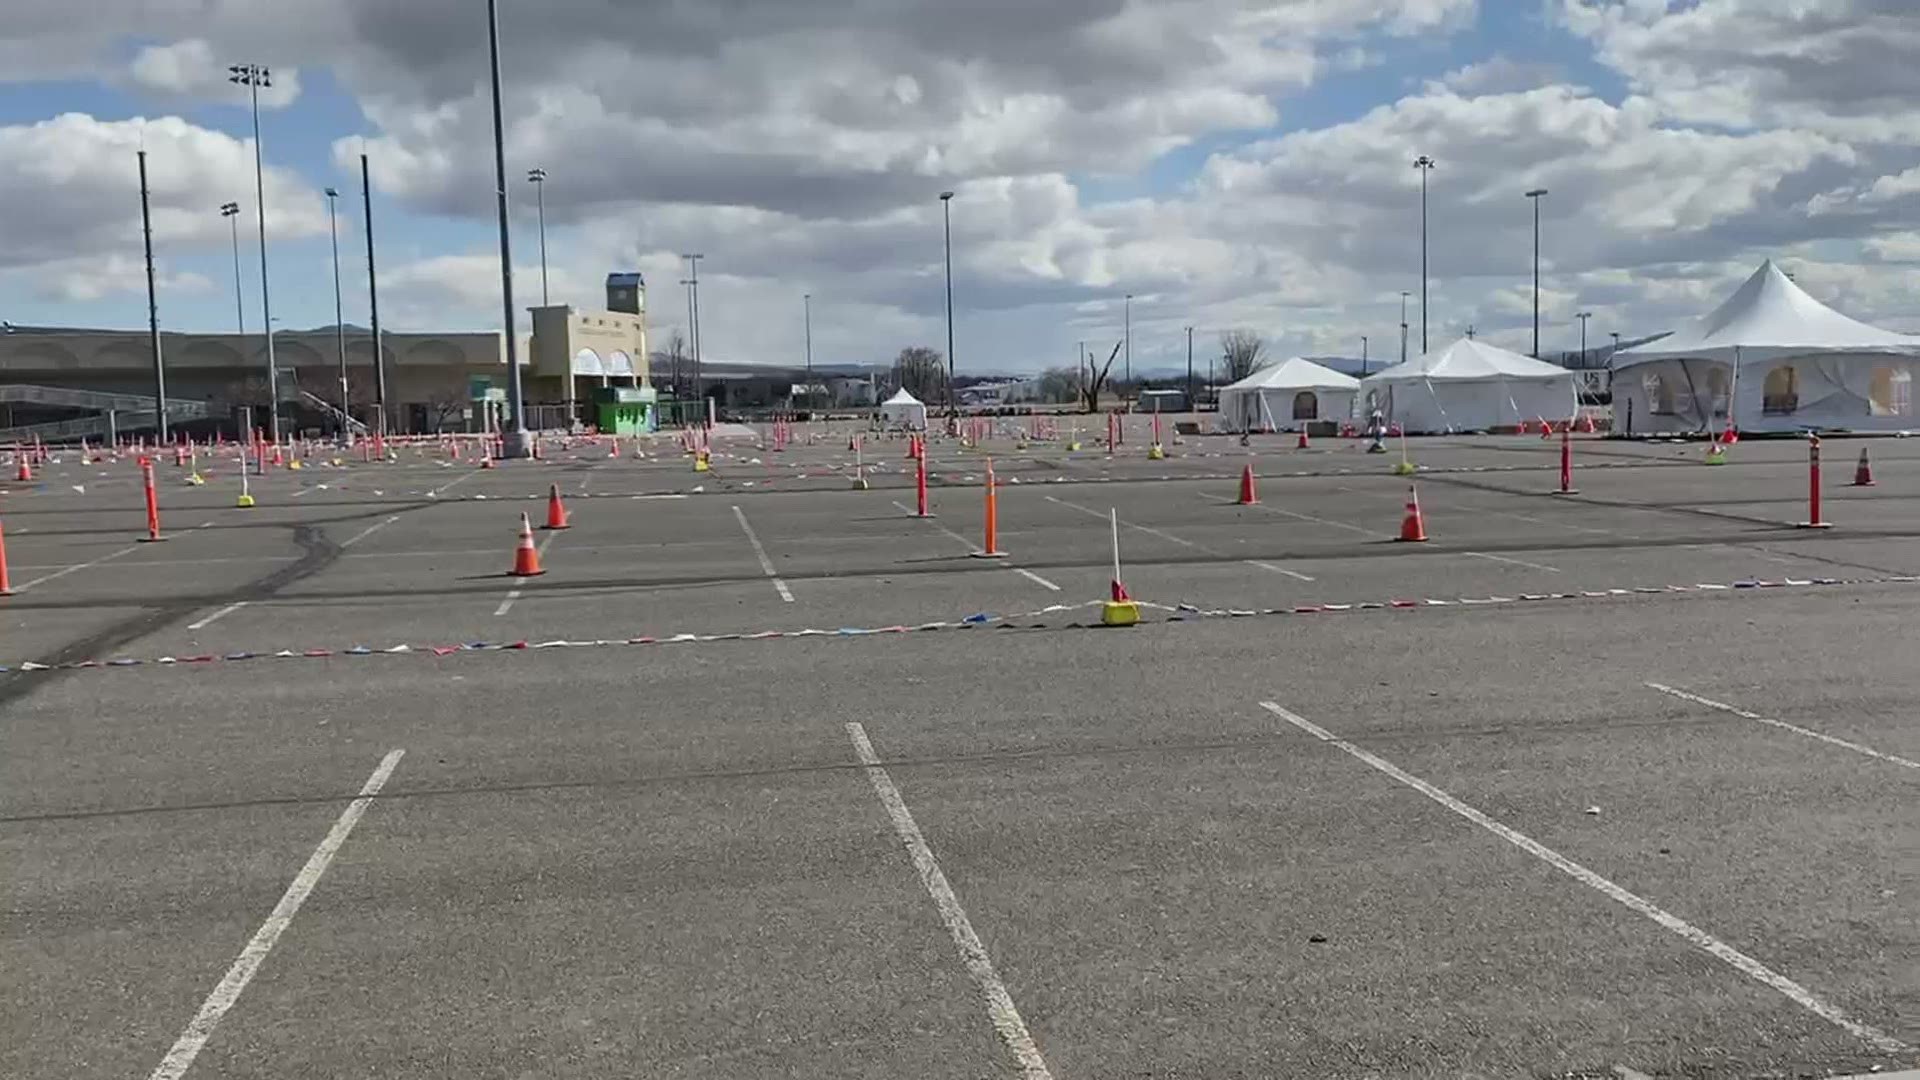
xmin=596 ymin=385 xmax=657 ymax=435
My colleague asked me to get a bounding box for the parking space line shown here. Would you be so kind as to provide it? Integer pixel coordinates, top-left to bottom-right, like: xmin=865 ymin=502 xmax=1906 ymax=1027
xmin=1256 ymin=701 xmax=1911 ymax=1056
xmin=893 ymin=499 xmax=1061 ymax=591
xmin=148 ymin=749 xmax=406 ymax=1080
xmin=494 ymin=530 xmax=564 ymax=616
xmin=340 ymin=515 xmax=402 ymax=548
xmin=1465 ymin=551 xmax=1562 ymax=573
xmin=11 ymin=544 xmax=139 ymax=593
xmin=426 ymin=468 xmax=482 ymax=498
xmin=1646 ymin=683 xmax=1919 ymax=771
xmin=1199 ymin=492 xmax=1388 ymax=538
xmin=732 ymin=504 xmax=795 ymax=603
xmin=845 ymin=723 xmax=1053 ymax=1079
xmin=1013 ymin=567 xmax=1061 ymax=591
xmin=186 ymin=601 xmax=247 ymax=631
xmin=1050 ymin=494 xmax=1220 ymax=552
xmin=1246 ymin=560 xmax=1314 ymax=581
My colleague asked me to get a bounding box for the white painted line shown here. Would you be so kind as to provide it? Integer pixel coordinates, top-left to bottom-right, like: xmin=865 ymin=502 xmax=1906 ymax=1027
xmin=11 ymin=544 xmax=139 ymax=593
xmin=186 ymin=601 xmax=247 ymax=631
xmin=1256 ymin=701 xmax=1912 ymax=1056
xmin=1201 ymin=492 xmax=1386 ymax=538
xmin=1647 ymin=683 xmax=1920 ymax=771
xmin=1013 ymin=567 xmax=1061 ymax=591
xmin=1465 ymin=551 xmax=1562 ymax=573
xmin=290 ymin=485 xmax=313 ymax=499
xmin=894 ymin=500 xmax=1061 ymax=592
xmin=426 ymin=468 xmax=481 ymax=498
xmin=493 ymin=530 xmax=563 ymax=616
xmin=1246 ymin=560 xmax=1314 ymax=581
xmin=732 ymin=504 xmax=794 ymax=603
xmin=148 ymin=749 xmax=406 ymax=1080
xmin=339 ymin=515 xmax=402 ymax=548
xmin=1050 ymin=495 xmax=1216 ymax=552
xmin=1612 ymin=1067 xmax=1655 ymax=1080
xmin=845 ymin=723 xmax=1053 ymax=1079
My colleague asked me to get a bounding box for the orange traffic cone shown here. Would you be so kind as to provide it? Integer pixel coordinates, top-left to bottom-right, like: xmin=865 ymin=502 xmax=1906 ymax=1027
xmin=0 ymin=517 xmax=12 ymax=595
xmin=1540 ymin=418 xmax=1555 ymax=440
xmin=509 ymin=513 xmax=545 ymax=576
xmin=14 ymin=456 xmax=28 ymax=482
xmin=971 ymin=460 xmax=1006 ymax=558
xmin=1237 ymin=463 xmax=1258 ymax=505
xmin=1852 ymin=447 xmax=1875 ymax=487
xmin=543 ymin=483 xmax=571 ymax=529
xmin=1296 ymin=428 xmax=1309 ymax=450
xmin=1396 ymin=483 xmax=1428 ymax=543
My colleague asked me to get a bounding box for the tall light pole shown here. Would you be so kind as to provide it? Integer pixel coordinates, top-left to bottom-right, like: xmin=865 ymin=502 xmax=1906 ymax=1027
xmin=324 ymin=187 xmax=349 ymax=437
xmin=1610 ymin=331 xmax=1621 ymax=355
xmin=1414 ymin=155 xmax=1435 ymax=353
xmin=1399 ymin=290 xmax=1410 ymax=363
xmin=938 ymin=191 xmax=956 ymax=418
xmin=1525 ymin=188 xmax=1548 ymax=358
xmin=481 ymin=0 xmax=528 ymax=452
xmin=220 ymin=202 xmax=244 ymax=335
xmin=527 ymin=167 xmax=549 ymax=305
xmin=682 ymin=254 xmax=704 ymax=420
xmin=1360 ymin=335 xmax=1369 ymax=376
xmin=229 ymin=62 xmax=279 ymax=441
xmin=1124 ymin=293 xmax=1133 ymax=390
xmin=803 ymin=292 xmax=812 ymax=410
xmin=361 ymin=153 xmax=387 ymax=436
xmin=138 ymin=150 xmax=168 ymax=442
xmin=1185 ymin=325 xmax=1194 ymax=408
xmin=1576 ymin=310 xmax=1592 ymax=366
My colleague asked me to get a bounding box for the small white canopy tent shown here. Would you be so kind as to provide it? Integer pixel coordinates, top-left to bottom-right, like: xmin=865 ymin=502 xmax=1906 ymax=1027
xmin=1612 ymin=260 xmax=1920 ymax=434
xmin=1359 ymin=337 xmax=1580 ymax=433
xmin=878 ymin=387 xmax=928 ymax=430
xmin=1218 ymin=357 xmax=1359 ymax=432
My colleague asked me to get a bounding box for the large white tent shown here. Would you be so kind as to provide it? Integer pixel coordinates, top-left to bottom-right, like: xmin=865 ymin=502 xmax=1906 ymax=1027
xmin=1358 ymin=337 xmax=1580 ymax=433
xmin=1612 ymin=260 xmax=1920 ymax=434
xmin=1218 ymin=357 xmax=1359 ymax=432
xmin=877 ymin=387 xmax=928 ymax=430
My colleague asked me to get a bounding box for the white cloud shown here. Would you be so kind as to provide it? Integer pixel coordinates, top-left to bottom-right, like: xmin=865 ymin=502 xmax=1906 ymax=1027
xmin=126 ymin=39 xmax=302 ymax=108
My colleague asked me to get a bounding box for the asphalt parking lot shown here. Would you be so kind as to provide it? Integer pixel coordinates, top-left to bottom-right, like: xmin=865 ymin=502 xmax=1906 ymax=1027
xmin=3 ymin=421 xmax=1917 ymax=1079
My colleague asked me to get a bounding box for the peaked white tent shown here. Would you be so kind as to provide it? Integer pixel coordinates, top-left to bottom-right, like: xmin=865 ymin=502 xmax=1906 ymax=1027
xmin=1358 ymin=337 xmax=1580 ymax=433
xmin=878 ymin=387 xmax=928 ymax=430
xmin=1218 ymin=357 xmax=1359 ymax=432
xmin=1613 ymin=260 xmax=1920 ymax=433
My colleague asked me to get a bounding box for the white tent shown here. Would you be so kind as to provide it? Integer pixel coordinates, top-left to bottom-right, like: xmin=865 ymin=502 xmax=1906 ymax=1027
xmin=878 ymin=387 xmax=928 ymax=430
xmin=1218 ymin=357 xmax=1359 ymax=432
xmin=1359 ymin=337 xmax=1580 ymax=433
xmin=1612 ymin=260 xmax=1920 ymax=434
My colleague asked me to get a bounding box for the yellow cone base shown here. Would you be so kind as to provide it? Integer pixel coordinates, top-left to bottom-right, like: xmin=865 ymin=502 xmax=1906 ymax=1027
xmin=235 ymin=494 xmax=255 ymax=508
xmin=693 ymin=459 xmax=711 ymax=472
xmin=1102 ymin=600 xmax=1141 ymax=626
xmin=851 ymin=477 xmax=870 ymax=490
xmin=185 ymin=473 xmax=205 ymax=486
xmin=1066 ymin=442 xmax=1081 ymax=452
xmin=1147 ymin=445 xmax=1166 ymax=460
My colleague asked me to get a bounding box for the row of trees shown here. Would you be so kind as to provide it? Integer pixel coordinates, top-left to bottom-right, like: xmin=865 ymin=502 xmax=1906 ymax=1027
xmin=886 ymin=329 xmax=1272 ymax=409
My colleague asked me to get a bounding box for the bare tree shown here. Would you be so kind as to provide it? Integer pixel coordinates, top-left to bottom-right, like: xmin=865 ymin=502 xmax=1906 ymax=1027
xmin=1036 ymin=367 xmax=1080 ymax=404
xmin=1081 ymin=340 xmax=1124 ymax=412
xmin=1220 ymin=329 xmax=1268 ymax=383
xmin=664 ymin=330 xmax=686 ymax=397
xmin=893 ymin=346 xmax=945 ymax=402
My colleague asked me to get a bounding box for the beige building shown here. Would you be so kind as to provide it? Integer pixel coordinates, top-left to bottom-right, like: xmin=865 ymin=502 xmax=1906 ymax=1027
xmin=525 ymin=272 xmax=652 ymax=426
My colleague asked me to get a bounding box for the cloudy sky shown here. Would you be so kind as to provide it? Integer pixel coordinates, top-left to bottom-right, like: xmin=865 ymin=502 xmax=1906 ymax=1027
xmin=3 ymin=0 xmax=1917 ymax=375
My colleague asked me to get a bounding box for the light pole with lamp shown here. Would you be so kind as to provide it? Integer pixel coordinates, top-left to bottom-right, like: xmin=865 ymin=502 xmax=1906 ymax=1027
xmin=1414 ymin=155 xmax=1436 ymax=353
xmin=939 ymin=191 xmax=956 ymax=420
xmin=1185 ymin=325 xmax=1194 ymax=409
xmin=803 ymin=292 xmax=812 ymax=411
xmin=1399 ymin=290 xmax=1410 ymax=363
xmin=1576 ymin=310 xmax=1592 ymax=366
xmin=324 ymin=187 xmax=349 ymax=437
xmin=228 ymin=62 xmax=279 ymax=441
xmin=1525 ymin=187 xmax=1548 ymax=357
xmin=527 ymin=168 xmax=549 ymax=305
xmin=482 ymin=0 xmax=528 ymax=454
xmin=1360 ymin=335 xmax=1369 ymax=376
xmin=1124 ymin=292 xmax=1132 ymax=391
xmin=219 ymin=202 xmax=245 ymax=335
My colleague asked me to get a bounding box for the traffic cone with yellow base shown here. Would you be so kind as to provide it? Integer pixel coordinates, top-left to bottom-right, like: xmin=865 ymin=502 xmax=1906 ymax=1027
xmin=1102 ymin=508 xmax=1140 ymax=626
xmin=509 ymin=513 xmax=545 ymax=576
